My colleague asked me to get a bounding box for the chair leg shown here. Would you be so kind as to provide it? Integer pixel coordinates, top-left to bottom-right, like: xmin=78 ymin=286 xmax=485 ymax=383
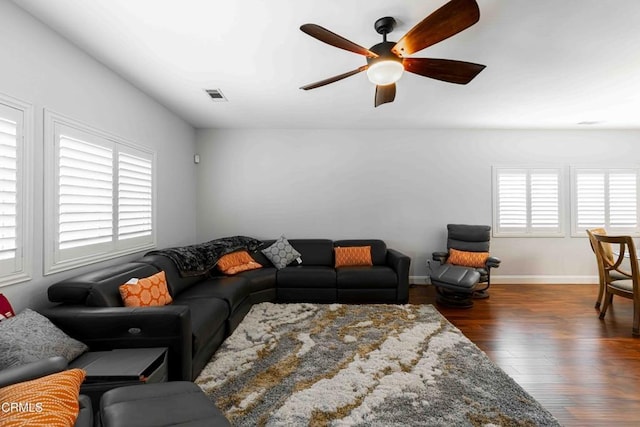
xmin=472 ymin=270 xmax=490 ymax=299
xmin=435 ymin=287 xmax=474 ymax=309
xmin=599 ymin=291 xmax=613 ymax=319
xmin=595 ymin=280 xmax=604 ymax=310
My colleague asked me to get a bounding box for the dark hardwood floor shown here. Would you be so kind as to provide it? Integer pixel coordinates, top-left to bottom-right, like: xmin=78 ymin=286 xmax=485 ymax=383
xmin=408 ymin=283 xmax=640 ymax=427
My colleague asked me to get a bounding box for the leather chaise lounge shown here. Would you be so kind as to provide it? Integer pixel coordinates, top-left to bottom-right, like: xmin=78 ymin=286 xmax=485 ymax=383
xmin=42 ymin=238 xmax=411 ymax=382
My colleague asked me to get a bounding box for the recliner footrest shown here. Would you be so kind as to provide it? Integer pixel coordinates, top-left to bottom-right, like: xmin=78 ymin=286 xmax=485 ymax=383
xmin=99 ymin=381 xmax=230 ymax=427
xmin=430 ymin=264 xmax=480 ymax=292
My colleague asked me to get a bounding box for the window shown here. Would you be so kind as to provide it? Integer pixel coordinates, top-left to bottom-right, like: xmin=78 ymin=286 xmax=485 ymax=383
xmin=0 ymin=94 xmax=31 ymax=287
xmin=44 ymin=111 xmax=155 ymax=274
xmin=571 ymin=168 xmax=639 ymax=236
xmin=492 ymin=167 xmax=564 ymax=237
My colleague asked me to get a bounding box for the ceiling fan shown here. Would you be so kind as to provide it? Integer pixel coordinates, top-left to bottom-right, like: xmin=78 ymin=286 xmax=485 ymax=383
xmin=299 ymin=0 xmax=486 ymax=107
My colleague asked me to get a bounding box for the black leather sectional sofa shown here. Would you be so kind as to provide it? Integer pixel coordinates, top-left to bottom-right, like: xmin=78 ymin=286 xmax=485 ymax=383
xmin=42 ymin=239 xmax=411 ymax=382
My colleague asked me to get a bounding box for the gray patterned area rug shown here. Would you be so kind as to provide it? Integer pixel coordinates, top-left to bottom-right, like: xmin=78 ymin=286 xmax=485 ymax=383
xmin=196 ymin=303 xmax=560 ymax=426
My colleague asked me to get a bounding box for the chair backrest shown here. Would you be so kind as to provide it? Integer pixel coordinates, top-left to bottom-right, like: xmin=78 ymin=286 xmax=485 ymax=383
xmin=586 ymin=228 xmax=614 ymax=263
xmin=592 ymin=234 xmax=639 ymax=293
xmin=447 ymin=224 xmax=491 ymax=252
xmin=586 ymin=228 xmax=608 ymax=290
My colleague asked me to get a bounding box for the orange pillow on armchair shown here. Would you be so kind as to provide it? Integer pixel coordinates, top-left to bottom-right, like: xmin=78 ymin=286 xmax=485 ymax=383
xmin=446 ymin=248 xmax=489 ymax=268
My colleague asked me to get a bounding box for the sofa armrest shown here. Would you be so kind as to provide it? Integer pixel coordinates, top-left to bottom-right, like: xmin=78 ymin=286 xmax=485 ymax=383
xmin=0 ymin=356 xmax=68 ymax=388
xmin=386 ymin=249 xmax=411 ymax=303
xmin=432 ymin=251 xmax=449 ymax=264
xmin=486 ymin=256 xmax=501 ymax=269
xmin=39 ymin=305 xmax=192 ymax=381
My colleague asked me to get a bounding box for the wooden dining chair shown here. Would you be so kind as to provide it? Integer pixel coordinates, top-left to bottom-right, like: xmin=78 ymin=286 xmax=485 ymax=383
xmin=586 ymin=228 xmax=628 ymax=309
xmin=592 ymin=233 xmax=640 ymax=337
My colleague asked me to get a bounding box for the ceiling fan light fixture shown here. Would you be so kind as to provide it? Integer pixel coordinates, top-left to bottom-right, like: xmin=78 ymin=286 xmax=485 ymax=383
xmin=366 ymin=60 xmax=404 ymax=85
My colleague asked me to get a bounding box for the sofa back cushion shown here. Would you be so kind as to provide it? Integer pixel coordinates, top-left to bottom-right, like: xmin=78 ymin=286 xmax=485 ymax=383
xmin=248 ymin=241 xmax=275 ymax=268
xmin=48 ymin=262 xmax=160 ymax=307
xmin=138 ymin=254 xmax=209 ymax=297
xmin=334 ymin=240 xmax=387 ymax=265
xmin=287 ymin=239 xmax=334 ymax=266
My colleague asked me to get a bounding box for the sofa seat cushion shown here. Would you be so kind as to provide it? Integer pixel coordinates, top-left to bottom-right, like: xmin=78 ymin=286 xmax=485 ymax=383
xmin=175 ymin=277 xmax=250 ymax=312
xmin=277 ymin=266 xmax=336 ymax=288
xmin=233 ymin=268 xmax=277 ymax=294
xmin=173 ymin=298 xmax=228 ymax=355
xmin=336 ymin=266 xmax=398 ymax=289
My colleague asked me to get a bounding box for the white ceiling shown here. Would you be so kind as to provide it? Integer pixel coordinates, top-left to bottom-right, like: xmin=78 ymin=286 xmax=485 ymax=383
xmin=11 ymin=0 xmax=640 ymax=130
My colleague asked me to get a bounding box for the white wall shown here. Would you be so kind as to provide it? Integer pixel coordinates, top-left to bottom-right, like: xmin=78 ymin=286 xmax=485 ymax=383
xmin=196 ymin=128 xmax=640 ymax=283
xmin=0 ymin=1 xmax=197 ymax=311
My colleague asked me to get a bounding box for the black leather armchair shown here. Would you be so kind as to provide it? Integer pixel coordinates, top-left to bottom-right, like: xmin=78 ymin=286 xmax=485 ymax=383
xmin=431 ymin=224 xmax=501 ymax=299
xmin=0 ymin=357 xmax=93 ymax=427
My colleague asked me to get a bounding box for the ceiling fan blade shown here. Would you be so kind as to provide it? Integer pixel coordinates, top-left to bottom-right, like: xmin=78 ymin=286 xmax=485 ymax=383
xmin=300 ymin=65 xmax=368 ymax=90
xmin=392 ymin=0 xmax=480 ymax=57
xmin=375 ymin=84 xmax=396 ymax=107
xmin=300 ymin=24 xmax=378 ymax=57
xmin=404 ymin=58 xmax=485 ymax=84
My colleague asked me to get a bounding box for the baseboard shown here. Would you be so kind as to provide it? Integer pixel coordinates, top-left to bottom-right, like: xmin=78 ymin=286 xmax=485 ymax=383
xmin=410 ymin=275 xmax=598 ymax=285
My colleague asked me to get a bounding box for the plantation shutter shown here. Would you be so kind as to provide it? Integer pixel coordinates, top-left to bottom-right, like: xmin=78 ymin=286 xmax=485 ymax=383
xmin=574 ymin=169 xmax=638 ymax=233
xmin=118 ymin=151 xmax=152 ymax=241
xmin=609 ymin=172 xmax=637 ymax=229
xmin=45 ymin=111 xmax=155 ymax=274
xmin=494 ymin=167 xmax=563 ymax=236
xmin=0 ymin=117 xmax=18 ymax=262
xmin=57 ymin=136 xmax=113 ymax=250
xmin=530 ymin=172 xmax=560 ymax=229
xmin=575 ymin=171 xmax=605 ymax=229
xmin=497 ymin=171 xmax=527 ymax=231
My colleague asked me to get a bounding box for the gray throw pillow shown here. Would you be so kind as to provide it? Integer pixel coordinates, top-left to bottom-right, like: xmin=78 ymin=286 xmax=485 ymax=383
xmin=0 ymin=309 xmax=89 ymax=370
xmin=261 ymin=235 xmax=302 ymax=269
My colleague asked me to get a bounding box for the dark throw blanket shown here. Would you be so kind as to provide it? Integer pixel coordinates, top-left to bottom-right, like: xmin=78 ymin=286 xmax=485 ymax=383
xmin=147 ymin=236 xmax=263 ymax=277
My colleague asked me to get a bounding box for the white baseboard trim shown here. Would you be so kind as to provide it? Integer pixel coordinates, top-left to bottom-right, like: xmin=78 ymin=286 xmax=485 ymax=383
xmin=410 ymin=276 xmax=431 ymax=285
xmin=410 ymin=275 xmax=598 ymax=285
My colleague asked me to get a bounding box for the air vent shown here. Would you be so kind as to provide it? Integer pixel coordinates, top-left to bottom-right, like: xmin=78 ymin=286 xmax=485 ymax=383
xmin=577 ymin=121 xmax=603 ymax=125
xmin=204 ymin=89 xmax=227 ymax=102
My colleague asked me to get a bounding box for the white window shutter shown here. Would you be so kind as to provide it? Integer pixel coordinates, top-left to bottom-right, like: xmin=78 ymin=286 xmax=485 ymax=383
xmin=494 ymin=167 xmax=563 ymax=236
xmin=609 ymin=172 xmax=637 ymax=229
xmin=118 ymin=151 xmax=152 ymax=240
xmin=0 ymin=96 xmax=31 ymax=286
xmin=0 ymin=118 xmax=17 ymax=261
xmin=45 ymin=110 xmax=155 ymax=274
xmin=497 ymin=171 xmax=527 ymax=230
xmin=575 ymin=172 xmax=605 ymax=229
xmin=58 ymin=136 xmax=113 ymax=249
xmin=572 ymin=168 xmax=639 ymax=235
xmin=531 ymin=172 xmax=560 ymax=229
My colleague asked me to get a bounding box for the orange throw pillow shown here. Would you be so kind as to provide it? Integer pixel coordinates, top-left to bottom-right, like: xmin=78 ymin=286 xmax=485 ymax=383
xmin=0 ymin=368 xmax=86 ymax=427
xmin=334 ymin=246 xmax=373 ymax=268
xmin=119 ymin=271 xmax=173 ymax=307
xmin=217 ymin=251 xmax=262 ymax=275
xmin=447 ymin=248 xmax=489 ymax=268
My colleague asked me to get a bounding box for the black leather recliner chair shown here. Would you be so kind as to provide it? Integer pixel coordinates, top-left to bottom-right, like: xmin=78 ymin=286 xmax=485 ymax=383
xmin=430 ymin=224 xmax=501 ymax=307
